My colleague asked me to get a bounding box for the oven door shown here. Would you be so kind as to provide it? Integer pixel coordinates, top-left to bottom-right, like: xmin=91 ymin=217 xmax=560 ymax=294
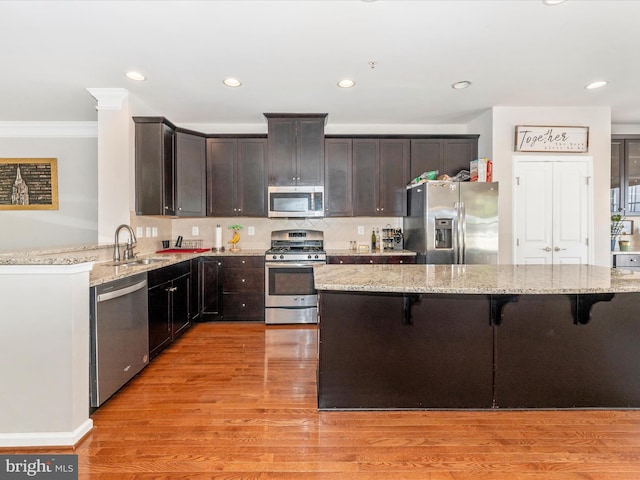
xmin=265 ymin=262 xmax=318 ymax=308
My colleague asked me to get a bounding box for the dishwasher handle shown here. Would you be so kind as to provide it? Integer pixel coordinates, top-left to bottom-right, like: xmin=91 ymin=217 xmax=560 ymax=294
xmin=97 ymin=279 xmax=147 ymax=303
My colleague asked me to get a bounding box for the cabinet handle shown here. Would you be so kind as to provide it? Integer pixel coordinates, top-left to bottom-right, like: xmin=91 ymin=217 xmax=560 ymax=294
xmin=376 ymin=208 xmax=380 ymax=212
xmin=242 ymin=260 xmax=245 ymax=264
xmin=178 ymin=207 xmax=182 ymax=211
xmin=400 ymin=260 xmax=403 ymax=264
xmin=339 ymin=260 xmax=344 ymax=264
xmin=238 ymin=208 xmax=242 ymax=212
xmin=242 ymin=303 xmax=246 ymax=308
xmin=164 ymin=206 xmax=169 ymax=210
xmin=380 ymin=207 xmax=384 ymax=211
xmin=242 ymin=279 xmax=246 ymax=283
xmin=369 ymin=260 xmax=374 ymax=263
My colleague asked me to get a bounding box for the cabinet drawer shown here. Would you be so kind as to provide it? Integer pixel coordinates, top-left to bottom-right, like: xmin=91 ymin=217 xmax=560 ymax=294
xmin=221 ymin=256 xmax=264 ymax=269
xmin=223 ymin=268 xmax=264 ymax=292
xmin=148 ymin=260 xmax=190 ymax=287
xmin=223 ymin=293 xmax=265 ymax=320
xmin=385 ymin=256 xmax=416 ymax=264
xmin=614 ymin=254 xmax=640 ymax=268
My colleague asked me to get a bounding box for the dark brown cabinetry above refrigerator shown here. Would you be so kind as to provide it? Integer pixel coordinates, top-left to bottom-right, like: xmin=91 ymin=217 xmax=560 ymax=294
xmin=265 ymin=113 xmax=327 ymax=186
xmin=410 ymin=137 xmax=478 ymax=179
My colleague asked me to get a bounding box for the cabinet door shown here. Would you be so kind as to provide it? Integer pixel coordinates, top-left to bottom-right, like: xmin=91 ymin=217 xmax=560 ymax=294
xmin=410 ymin=139 xmax=442 ymax=180
xmin=324 ymin=138 xmax=353 ymax=216
xmin=175 ymin=132 xmax=206 ymax=217
xmin=148 ymin=283 xmax=171 ymax=359
xmin=611 ymin=139 xmax=623 ymax=213
xmin=267 ymin=119 xmax=297 ymax=185
xmin=379 ymin=139 xmax=409 ymax=216
xmin=206 ymin=138 xmax=236 ymax=216
xmin=171 ymin=274 xmax=191 ymax=339
xmin=626 ymin=140 xmax=640 ymax=214
xmin=198 ymin=257 xmax=222 ymax=320
xmin=134 ymin=119 xmax=175 ymax=216
xmin=297 ymin=118 xmax=325 ymax=185
xmin=236 ymin=139 xmax=267 ymax=216
xmin=442 ymin=138 xmax=477 ymax=176
xmin=352 ymin=139 xmax=379 ymax=216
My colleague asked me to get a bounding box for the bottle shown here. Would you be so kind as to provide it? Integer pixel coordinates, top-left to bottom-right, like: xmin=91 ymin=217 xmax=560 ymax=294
xmin=371 ymin=229 xmax=376 ymax=251
xmin=376 ymin=228 xmax=382 ymax=252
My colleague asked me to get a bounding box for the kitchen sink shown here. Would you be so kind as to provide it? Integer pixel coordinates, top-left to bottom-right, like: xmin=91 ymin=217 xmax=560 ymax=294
xmin=106 ymin=257 xmax=166 ymax=267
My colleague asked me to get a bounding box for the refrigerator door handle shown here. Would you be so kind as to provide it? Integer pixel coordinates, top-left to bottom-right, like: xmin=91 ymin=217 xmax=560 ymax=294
xmin=460 ymin=201 xmax=466 ymax=264
xmin=454 ymin=201 xmax=460 ymax=264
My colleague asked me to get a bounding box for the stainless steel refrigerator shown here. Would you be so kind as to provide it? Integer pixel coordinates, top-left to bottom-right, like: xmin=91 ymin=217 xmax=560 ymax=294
xmin=403 ymin=181 xmax=499 ymax=264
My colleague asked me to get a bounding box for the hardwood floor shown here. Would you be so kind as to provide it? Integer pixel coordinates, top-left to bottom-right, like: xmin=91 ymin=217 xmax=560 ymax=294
xmin=5 ymin=322 xmax=640 ymax=479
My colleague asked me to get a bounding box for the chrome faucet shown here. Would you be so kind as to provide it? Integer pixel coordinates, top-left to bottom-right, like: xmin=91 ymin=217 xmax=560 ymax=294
xmin=113 ymin=224 xmax=137 ymax=262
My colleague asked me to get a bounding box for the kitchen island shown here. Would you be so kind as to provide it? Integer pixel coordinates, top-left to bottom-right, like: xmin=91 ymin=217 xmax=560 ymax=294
xmin=314 ymin=264 xmax=640 ymax=410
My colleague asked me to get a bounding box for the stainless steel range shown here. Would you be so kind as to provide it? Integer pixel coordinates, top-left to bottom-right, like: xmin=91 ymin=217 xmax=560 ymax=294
xmin=264 ymin=229 xmax=326 ymax=325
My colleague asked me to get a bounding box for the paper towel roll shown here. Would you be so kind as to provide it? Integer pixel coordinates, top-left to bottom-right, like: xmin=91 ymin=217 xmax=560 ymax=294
xmin=214 ymin=225 xmax=222 ymax=250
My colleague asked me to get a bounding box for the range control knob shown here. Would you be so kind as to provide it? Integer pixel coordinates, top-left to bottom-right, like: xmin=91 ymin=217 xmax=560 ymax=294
xmin=307 ymin=254 xmax=312 ymax=260
xmin=279 ymin=254 xmax=284 ymax=260
xmin=314 ymin=254 xmax=319 ymax=259
xmin=272 ymin=255 xmax=277 ymax=260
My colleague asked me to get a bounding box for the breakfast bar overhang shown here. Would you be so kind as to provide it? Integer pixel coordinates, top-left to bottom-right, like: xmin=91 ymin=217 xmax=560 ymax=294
xmin=313 ymin=264 xmax=640 ymax=410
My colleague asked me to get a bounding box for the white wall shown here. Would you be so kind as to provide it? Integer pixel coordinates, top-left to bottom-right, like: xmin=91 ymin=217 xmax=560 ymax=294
xmin=486 ymin=107 xmax=611 ymax=266
xmin=0 ymin=126 xmax=98 ymax=252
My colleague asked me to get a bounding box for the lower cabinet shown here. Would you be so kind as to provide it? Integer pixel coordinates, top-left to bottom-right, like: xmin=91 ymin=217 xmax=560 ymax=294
xmin=195 ymin=255 xmax=265 ymax=322
xmin=327 ymin=255 xmax=416 ymax=264
xmin=147 ymin=261 xmax=191 ymax=359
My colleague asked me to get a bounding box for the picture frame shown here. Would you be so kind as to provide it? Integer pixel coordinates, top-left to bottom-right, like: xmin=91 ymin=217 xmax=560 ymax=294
xmin=620 ymin=220 xmax=634 ymax=235
xmin=0 ymin=158 xmax=59 ymax=210
xmin=514 ymin=125 xmax=589 ymax=153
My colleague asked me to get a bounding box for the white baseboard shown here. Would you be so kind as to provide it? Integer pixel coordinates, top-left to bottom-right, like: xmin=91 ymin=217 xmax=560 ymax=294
xmin=0 ymin=419 xmax=93 ymax=447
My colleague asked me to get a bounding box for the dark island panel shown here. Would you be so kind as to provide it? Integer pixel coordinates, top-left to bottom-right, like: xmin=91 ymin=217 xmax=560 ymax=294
xmin=496 ymin=292 xmax=640 ymax=409
xmin=318 ymin=292 xmax=494 ymax=409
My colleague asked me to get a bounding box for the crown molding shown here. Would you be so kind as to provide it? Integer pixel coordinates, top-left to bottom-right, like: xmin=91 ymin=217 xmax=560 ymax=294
xmin=0 ymin=121 xmax=98 ymax=138
xmin=87 ymin=88 xmax=128 ymax=110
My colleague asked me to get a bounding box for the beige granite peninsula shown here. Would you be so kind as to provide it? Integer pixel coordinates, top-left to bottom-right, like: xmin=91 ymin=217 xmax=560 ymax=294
xmin=313 ymin=263 xmax=640 ymax=295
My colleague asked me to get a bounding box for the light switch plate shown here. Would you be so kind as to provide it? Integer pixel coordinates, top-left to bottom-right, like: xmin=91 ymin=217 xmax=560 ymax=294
xmin=358 ymin=226 xmax=364 ymax=235
xmin=192 ymin=226 xmax=199 ymax=236
xmin=151 ymin=227 xmax=158 ymax=237
xmin=136 ymin=227 xmax=144 ymax=238
xmin=145 ymin=227 xmax=152 ymax=237
xmin=248 ymin=226 xmax=255 ymax=236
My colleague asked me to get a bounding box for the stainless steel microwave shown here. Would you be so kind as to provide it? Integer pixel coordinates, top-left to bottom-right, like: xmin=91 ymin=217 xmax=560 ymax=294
xmin=267 ymin=185 xmax=324 ymax=218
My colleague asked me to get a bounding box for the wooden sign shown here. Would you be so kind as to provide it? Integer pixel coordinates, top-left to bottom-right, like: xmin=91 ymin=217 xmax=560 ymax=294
xmin=515 ymin=125 xmax=589 ymax=153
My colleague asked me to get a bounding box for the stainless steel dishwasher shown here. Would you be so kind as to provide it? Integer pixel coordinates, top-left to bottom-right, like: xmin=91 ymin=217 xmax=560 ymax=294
xmin=90 ymin=272 xmax=149 ymax=407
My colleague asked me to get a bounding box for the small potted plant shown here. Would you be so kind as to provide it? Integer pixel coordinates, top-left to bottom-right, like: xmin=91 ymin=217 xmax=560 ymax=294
xmin=227 ymin=224 xmax=243 ymax=253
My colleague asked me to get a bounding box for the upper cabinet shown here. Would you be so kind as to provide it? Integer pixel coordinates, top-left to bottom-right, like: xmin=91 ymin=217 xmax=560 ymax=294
xmin=134 ymin=117 xmax=176 ymax=216
xmin=265 ymin=113 xmax=327 ymax=186
xmin=175 ymin=131 xmax=206 ymax=217
xmin=410 ymin=137 xmax=478 ymax=179
xmin=353 ymin=139 xmax=409 ymax=217
xmin=611 ymin=136 xmax=640 ymax=214
xmin=324 ymin=138 xmax=353 ymax=217
xmin=206 ymin=137 xmax=267 ymax=217
xmin=134 ymin=117 xmax=206 ymax=217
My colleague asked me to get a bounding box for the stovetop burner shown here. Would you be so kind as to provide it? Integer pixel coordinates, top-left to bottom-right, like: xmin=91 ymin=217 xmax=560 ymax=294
xmin=265 ymin=229 xmax=326 ymax=262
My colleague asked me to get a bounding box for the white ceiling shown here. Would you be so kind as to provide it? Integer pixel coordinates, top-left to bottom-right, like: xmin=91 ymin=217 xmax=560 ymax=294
xmin=1 ymin=0 xmax=639 ymax=129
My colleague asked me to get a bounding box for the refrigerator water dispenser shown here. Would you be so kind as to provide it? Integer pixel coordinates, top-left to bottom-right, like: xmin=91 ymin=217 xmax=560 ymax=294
xmin=434 ymin=218 xmax=453 ymax=249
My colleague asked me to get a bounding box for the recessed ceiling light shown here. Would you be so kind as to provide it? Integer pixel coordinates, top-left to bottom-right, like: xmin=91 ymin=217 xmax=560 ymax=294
xmin=223 ymin=78 xmax=242 ymax=87
xmin=543 ymin=0 xmax=567 ymax=5
xmin=337 ymin=79 xmax=355 ymax=88
xmin=452 ymin=81 xmax=471 ymax=90
xmin=125 ymin=71 xmax=146 ymax=81
xmin=585 ymin=80 xmax=608 ymax=90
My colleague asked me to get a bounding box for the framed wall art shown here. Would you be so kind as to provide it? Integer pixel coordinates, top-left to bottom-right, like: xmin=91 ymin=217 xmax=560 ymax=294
xmin=515 ymin=125 xmax=589 ymax=153
xmin=0 ymin=158 xmax=59 ymax=210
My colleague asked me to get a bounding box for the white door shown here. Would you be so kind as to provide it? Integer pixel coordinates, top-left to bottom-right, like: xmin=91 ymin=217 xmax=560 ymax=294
xmin=513 ymin=157 xmax=592 ymax=264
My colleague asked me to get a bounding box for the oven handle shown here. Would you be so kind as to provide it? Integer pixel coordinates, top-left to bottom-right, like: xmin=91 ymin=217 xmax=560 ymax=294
xmin=265 ymin=262 xmax=325 ymax=268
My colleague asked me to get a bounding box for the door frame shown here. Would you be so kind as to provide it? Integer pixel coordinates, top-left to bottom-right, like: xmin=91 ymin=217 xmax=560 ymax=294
xmin=512 ymin=155 xmax=594 ymax=264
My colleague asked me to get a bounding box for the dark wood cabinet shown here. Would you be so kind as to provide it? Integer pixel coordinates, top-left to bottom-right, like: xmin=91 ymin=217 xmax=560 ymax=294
xmin=353 ymin=139 xmax=409 ymax=216
xmin=147 ymin=261 xmax=191 ymax=359
xmin=611 ymin=136 xmax=640 ymax=214
xmin=221 ymin=256 xmax=265 ymax=321
xmin=196 ymin=257 xmax=222 ymax=321
xmin=134 ymin=117 xmax=176 ymax=215
xmin=265 ymin=114 xmax=327 ymax=186
xmin=206 ymin=138 xmax=267 ymax=217
xmin=327 ymin=255 xmax=416 ymax=264
xmin=410 ymin=137 xmax=478 ymax=180
xmin=194 ymin=255 xmax=265 ymax=322
xmin=324 ymin=138 xmax=353 ymax=216
xmin=175 ymin=131 xmax=206 ymax=217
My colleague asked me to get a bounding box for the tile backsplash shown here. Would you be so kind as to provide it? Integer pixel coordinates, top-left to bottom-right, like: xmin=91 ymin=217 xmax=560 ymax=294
xmin=131 ymin=214 xmax=403 ymax=253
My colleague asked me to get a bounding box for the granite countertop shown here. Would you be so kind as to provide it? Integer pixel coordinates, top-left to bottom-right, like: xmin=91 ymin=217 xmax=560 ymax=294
xmin=326 ymin=249 xmax=416 ymax=256
xmin=313 ymin=263 xmax=640 ymax=294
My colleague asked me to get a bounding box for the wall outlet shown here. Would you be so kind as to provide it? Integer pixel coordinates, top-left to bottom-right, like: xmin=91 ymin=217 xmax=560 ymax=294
xmin=357 ymin=226 xmax=364 ymax=235
xmin=248 ymin=226 xmax=255 ymax=236
xmin=145 ymin=227 xmax=152 ymax=238
xmin=192 ymin=226 xmax=199 ymax=236
xmin=136 ymin=227 xmax=144 ymax=238
xmin=151 ymin=227 xmax=158 ymax=237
